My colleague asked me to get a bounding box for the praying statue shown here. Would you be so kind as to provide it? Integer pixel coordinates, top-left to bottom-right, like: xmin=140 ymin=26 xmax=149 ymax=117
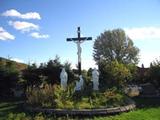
xmin=75 ymin=81 xmax=81 ymax=91
xmin=92 ymin=68 xmax=99 ymax=90
xmin=79 ymin=75 xmax=84 ymax=89
xmin=75 ymin=75 xmax=84 ymax=91
xmin=60 ymin=68 xmax=68 ymax=90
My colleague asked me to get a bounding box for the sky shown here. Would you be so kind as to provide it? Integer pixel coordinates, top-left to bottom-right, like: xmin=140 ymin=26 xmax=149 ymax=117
xmin=0 ymin=0 xmax=160 ymax=69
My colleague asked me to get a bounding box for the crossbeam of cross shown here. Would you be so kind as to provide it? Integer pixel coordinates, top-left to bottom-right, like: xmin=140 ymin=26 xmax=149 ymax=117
xmin=67 ymin=27 xmax=92 ymax=75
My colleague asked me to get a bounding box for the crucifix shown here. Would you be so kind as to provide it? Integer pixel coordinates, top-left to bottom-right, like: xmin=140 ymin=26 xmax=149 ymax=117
xmin=67 ymin=27 xmax=92 ymax=76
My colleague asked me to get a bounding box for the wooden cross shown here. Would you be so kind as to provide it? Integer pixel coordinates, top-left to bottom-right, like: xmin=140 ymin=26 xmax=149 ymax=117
xmin=67 ymin=27 xmax=92 ymax=75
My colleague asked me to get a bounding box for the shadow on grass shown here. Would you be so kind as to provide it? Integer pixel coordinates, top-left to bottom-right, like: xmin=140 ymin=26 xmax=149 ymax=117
xmin=133 ymin=97 xmax=160 ymax=108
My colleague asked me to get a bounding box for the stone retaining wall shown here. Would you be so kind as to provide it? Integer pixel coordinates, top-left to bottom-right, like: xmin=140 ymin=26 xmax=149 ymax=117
xmin=25 ymin=99 xmax=136 ymax=116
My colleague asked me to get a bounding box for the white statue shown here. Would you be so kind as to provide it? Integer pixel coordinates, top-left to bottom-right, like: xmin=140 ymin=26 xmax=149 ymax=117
xmin=60 ymin=68 xmax=68 ymax=90
xmin=75 ymin=75 xmax=84 ymax=91
xmin=77 ymin=42 xmax=82 ymax=63
xmin=79 ymin=75 xmax=84 ymax=89
xmin=92 ymin=68 xmax=99 ymax=90
xmin=75 ymin=80 xmax=81 ymax=91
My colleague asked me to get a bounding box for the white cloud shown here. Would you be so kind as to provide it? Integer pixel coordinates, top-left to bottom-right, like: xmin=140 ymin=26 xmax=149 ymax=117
xmin=2 ymin=9 xmax=41 ymax=20
xmin=30 ymin=32 xmax=49 ymax=39
xmin=125 ymin=27 xmax=160 ymax=40
xmin=0 ymin=27 xmax=15 ymax=41
xmin=138 ymin=51 xmax=160 ymax=68
xmin=9 ymin=21 xmax=39 ymax=32
xmin=11 ymin=58 xmax=24 ymax=63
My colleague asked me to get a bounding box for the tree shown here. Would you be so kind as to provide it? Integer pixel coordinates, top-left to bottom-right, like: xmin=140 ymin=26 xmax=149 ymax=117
xmin=63 ymin=61 xmax=76 ymax=84
xmin=99 ymin=60 xmax=131 ymax=88
xmin=93 ymin=29 xmax=139 ymax=64
xmin=45 ymin=56 xmax=62 ymax=84
xmin=148 ymin=58 xmax=160 ymax=88
xmin=0 ymin=60 xmax=20 ymax=97
xmin=23 ymin=63 xmax=41 ymax=88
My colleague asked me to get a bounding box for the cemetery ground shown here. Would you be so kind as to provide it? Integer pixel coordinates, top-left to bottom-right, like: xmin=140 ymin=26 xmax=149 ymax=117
xmin=0 ymin=97 xmax=160 ymax=120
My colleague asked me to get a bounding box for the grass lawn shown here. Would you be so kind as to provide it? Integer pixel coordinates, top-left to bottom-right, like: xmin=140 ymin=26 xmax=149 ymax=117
xmin=95 ymin=107 xmax=160 ymax=120
xmin=96 ymin=97 xmax=160 ymax=120
xmin=0 ymin=98 xmax=24 ymax=120
xmin=0 ymin=97 xmax=160 ymax=120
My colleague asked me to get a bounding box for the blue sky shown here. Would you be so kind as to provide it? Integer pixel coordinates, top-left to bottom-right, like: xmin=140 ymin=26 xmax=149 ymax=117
xmin=0 ymin=0 xmax=160 ymax=69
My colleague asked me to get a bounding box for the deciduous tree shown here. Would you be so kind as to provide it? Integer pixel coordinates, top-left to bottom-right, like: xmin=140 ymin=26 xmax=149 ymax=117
xmin=93 ymin=29 xmax=139 ymax=64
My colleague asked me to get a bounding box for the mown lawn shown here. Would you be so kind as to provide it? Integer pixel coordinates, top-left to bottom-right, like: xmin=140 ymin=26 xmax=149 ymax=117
xmin=0 ymin=99 xmax=24 ymax=120
xmin=0 ymin=97 xmax=160 ymax=120
xmin=95 ymin=97 xmax=160 ymax=120
xmin=95 ymin=107 xmax=160 ymax=120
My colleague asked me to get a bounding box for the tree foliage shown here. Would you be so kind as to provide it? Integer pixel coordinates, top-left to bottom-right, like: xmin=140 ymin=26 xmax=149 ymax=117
xmin=23 ymin=63 xmax=41 ymax=87
xmin=93 ymin=29 xmax=139 ymax=64
xmin=149 ymin=59 xmax=160 ymax=87
xmin=0 ymin=60 xmax=20 ymax=97
xmin=99 ymin=60 xmax=132 ymax=88
xmin=23 ymin=56 xmax=76 ymax=87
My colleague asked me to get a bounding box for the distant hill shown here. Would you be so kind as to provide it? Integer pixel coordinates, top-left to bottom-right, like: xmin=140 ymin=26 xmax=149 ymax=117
xmin=0 ymin=57 xmax=27 ymax=71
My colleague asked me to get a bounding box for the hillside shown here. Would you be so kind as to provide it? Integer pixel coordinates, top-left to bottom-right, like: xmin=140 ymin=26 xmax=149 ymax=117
xmin=0 ymin=57 xmax=27 ymax=71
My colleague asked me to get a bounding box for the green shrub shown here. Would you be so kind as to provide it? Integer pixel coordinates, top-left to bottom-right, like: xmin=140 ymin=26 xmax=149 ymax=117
xmin=99 ymin=60 xmax=132 ymax=88
xmin=149 ymin=59 xmax=160 ymax=87
xmin=0 ymin=60 xmax=21 ymax=97
xmin=26 ymin=84 xmax=57 ymax=107
xmin=26 ymin=84 xmax=75 ymax=109
xmin=26 ymin=83 xmax=126 ymax=109
xmin=33 ymin=113 xmax=45 ymax=120
xmin=7 ymin=113 xmax=48 ymax=120
xmin=75 ymin=101 xmax=92 ymax=109
xmin=7 ymin=113 xmax=30 ymax=120
xmin=91 ymin=88 xmax=125 ymax=108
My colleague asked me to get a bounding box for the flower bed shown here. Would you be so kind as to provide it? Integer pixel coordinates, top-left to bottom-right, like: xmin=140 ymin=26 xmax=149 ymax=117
xmin=25 ymin=99 xmax=135 ymax=116
xmin=25 ymin=84 xmax=136 ymax=115
xmin=26 ymin=84 xmax=130 ymax=109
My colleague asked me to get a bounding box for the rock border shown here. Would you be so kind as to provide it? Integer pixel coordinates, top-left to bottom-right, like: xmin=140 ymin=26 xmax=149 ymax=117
xmin=25 ymin=99 xmax=136 ymax=116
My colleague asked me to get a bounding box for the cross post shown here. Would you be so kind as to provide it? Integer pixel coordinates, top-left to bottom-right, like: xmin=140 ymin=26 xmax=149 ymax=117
xmin=67 ymin=27 xmax=92 ymax=76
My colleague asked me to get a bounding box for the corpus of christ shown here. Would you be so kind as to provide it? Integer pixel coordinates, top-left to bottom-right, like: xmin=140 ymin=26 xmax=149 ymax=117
xmin=60 ymin=27 xmax=99 ymax=91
